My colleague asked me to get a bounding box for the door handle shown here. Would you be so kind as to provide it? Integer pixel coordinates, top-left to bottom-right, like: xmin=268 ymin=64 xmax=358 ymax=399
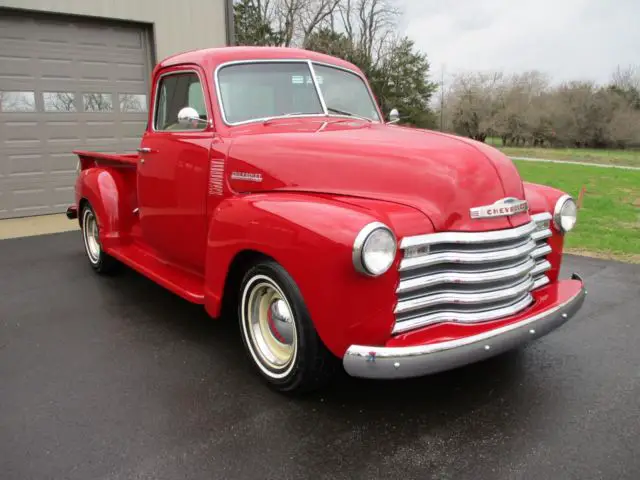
xmin=137 ymin=147 xmax=153 ymax=153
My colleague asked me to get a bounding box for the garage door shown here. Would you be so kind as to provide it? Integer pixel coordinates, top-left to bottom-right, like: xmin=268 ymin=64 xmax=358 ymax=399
xmin=0 ymin=10 xmax=151 ymax=219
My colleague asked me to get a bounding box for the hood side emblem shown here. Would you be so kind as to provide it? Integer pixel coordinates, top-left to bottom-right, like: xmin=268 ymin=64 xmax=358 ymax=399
xmin=470 ymin=197 xmax=528 ymax=219
xmin=230 ymin=171 xmax=263 ymax=183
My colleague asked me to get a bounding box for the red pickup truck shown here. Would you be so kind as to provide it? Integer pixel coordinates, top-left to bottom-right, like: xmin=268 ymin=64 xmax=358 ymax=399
xmin=67 ymin=47 xmax=586 ymax=393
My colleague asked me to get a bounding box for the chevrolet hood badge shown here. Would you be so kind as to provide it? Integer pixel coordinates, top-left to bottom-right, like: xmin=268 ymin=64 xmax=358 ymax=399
xmin=470 ymin=197 xmax=528 ymax=219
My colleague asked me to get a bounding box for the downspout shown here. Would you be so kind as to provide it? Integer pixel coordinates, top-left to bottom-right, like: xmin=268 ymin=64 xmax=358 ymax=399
xmin=225 ymin=0 xmax=236 ymax=46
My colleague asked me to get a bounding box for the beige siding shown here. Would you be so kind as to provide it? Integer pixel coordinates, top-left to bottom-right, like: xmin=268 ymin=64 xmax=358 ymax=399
xmin=0 ymin=0 xmax=230 ymax=62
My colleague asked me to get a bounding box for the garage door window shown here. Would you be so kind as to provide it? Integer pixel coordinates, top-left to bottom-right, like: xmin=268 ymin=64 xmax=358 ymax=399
xmin=0 ymin=91 xmax=36 ymax=112
xmin=83 ymin=93 xmax=113 ymax=112
xmin=120 ymin=94 xmax=147 ymax=113
xmin=43 ymin=92 xmax=76 ymax=112
xmin=154 ymin=72 xmax=207 ymax=131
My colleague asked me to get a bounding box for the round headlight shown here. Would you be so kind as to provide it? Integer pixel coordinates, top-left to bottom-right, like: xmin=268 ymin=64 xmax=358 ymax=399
xmin=353 ymin=222 xmax=397 ymax=276
xmin=553 ymin=195 xmax=577 ymax=233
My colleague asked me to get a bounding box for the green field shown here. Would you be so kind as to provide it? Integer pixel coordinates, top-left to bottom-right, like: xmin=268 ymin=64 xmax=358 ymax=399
xmin=514 ymin=160 xmax=640 ymax=263
xmin=485 ymin=138 xmax=640 ymax=168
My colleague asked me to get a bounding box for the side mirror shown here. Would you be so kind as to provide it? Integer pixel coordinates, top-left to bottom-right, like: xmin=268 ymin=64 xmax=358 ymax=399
xmin=388 ymin=108 xmax=400 ymax=124
xmin=177 ymin=106 xmax=204 ymax=126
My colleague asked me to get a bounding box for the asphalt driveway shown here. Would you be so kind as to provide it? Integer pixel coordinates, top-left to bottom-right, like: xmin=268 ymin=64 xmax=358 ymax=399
xmin=1 ymin=232 xmax=639 ymax=480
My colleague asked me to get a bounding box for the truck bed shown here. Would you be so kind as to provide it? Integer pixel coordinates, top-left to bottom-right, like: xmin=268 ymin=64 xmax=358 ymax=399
xmin=73 ymin=150 xmax=139 ymax=166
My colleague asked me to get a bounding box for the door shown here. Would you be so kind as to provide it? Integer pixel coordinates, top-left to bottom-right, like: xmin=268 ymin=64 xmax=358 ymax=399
xmin=137 ymin=68 xmax=212 ymax=271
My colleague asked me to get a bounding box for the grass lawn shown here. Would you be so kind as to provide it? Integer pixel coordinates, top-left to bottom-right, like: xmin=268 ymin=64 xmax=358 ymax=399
xmin=485 ymin=138 xmax=640 ymax=168
xmin=514 ymin=160 xmax=640 ymax=263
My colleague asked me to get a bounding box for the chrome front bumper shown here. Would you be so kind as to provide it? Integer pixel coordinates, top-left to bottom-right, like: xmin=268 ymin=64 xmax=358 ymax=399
xmin=343 ymin=274 xmax=586 ymax=379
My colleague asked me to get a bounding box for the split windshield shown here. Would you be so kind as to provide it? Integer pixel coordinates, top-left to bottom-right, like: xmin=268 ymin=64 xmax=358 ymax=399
xmin=216 ymin=61 xmax=381 ymax=124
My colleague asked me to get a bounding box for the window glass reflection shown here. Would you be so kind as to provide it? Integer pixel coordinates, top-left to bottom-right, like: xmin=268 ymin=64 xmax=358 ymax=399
xmin=43 ymin=92 xmax=76 ymax=112
xmin=120 ymin=94 xmax=147 ymax=113
xmin=0 ymin=91 xmax=36 ymax=112
xmin=83 ymin=93 xmax=113 ymax=112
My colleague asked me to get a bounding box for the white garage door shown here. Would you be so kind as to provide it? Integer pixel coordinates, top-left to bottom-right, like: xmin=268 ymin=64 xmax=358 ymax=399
xmin=0 ymin=10 xmax=151 ymax=219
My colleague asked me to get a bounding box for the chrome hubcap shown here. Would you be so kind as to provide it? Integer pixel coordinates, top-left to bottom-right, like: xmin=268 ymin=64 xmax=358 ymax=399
xmin=82 ymin=209 xmax=100 ymax=264
xmin=242 ymin=276 xmax=297 ymax=377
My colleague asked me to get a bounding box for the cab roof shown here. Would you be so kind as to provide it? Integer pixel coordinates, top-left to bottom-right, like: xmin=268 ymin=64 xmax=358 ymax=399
xmin=157 ymin=46 xmax=362 ymax=75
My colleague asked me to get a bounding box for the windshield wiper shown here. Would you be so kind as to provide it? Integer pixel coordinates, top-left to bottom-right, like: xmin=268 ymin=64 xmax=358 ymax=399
xmin=262 ymin=112 xmax=318 ymax=124
xmin=326 ymin=107 xmax=372 ymax=122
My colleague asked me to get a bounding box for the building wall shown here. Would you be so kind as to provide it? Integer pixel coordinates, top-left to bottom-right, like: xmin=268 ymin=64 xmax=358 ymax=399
xmin=0 ymin=0 xmax=232 ymax=63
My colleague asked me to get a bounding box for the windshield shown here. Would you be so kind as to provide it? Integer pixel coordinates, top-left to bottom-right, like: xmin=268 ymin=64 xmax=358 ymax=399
xmin=313 ymin=64 xmax=381 ymax=121
xmin=216 ymin=61 xmax=380 ymax=124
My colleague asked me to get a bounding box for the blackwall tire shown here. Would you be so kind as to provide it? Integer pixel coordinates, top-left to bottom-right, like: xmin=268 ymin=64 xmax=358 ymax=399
xmin=81 ymin=204 xmax=119 ymax=274
xmin=238 ymin=260 xmax=338 ymax=393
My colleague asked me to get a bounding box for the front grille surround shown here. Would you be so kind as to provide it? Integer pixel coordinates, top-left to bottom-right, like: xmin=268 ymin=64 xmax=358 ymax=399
xmin=394 ymin=213 xmax=554 ymax=334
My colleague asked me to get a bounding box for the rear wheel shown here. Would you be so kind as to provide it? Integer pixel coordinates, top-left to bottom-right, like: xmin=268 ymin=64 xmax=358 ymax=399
xmin=81 ymin=204 xmax=118 ymax=274
xmin=238 ymin=260 xmax=338 ymax=393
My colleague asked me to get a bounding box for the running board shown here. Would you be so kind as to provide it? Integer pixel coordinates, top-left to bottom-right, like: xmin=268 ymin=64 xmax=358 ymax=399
xmin=107 ymin=243 xmax=205 ymax=304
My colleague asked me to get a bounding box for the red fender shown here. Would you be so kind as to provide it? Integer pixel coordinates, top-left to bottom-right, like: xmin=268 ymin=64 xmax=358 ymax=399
xmin=75 ymin=166 xmax=136 ymax=250
xmin=202 ymin=193 xmax=427 ymax=357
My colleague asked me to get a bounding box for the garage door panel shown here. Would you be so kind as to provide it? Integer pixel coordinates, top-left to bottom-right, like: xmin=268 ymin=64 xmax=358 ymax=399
xmin=116 ymin=64 xmax=147 ymax=83
xmin=121 ymin=119 xmax=148 ymax=138
xmin=42 ymin=120 xmax=81 ymax=143
xmin=78 ymin=62 xmax=111 ymax=84
xmin=0 ymin=15 xmax=30 ymax=40
xmin=0 ymin=55 xmax=33 ymax=81
xmin=3 ymin=146 xmax=77 ymax=176
xmin=6 ymin=153 xmax=46 ymax=177
xmin=0 ymin=11 xmax=150 ymax=219
xmin=2 ymin=174 xmax=77 ymax=214
xmin=41 ymin=58 xmax=75 ymax=82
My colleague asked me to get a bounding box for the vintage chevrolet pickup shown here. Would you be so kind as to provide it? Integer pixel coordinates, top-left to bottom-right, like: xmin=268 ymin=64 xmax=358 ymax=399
xmin=67 ymin=47 xmax=586 ymax=392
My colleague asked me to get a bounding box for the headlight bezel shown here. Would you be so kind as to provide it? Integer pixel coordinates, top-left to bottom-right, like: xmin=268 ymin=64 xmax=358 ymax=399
xmin=352 ymin=222 xmax=397 ymax=277
xmin=553 ymin=194 xmax=577 ymax=234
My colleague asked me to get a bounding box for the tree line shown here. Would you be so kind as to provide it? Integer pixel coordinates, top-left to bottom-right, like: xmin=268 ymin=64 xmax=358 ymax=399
xmin=441 ymin=66 xmax=640 ymax=149
xmin=233 ymin=0 xmax=437 ymax=128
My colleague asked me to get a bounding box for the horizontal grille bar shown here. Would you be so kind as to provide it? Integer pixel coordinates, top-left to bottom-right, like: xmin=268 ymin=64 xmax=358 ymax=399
xmin=531 ymin=259 xmax=551 ymax=277
xmin=400 ymin=239 xmax=536 ymax=271
xmin=531 ymin=212 xmax=552 ymax=222
xmin=397 ymin=257 xmax=536 ymax=294
xmin=400 ymin=221 xmax=537 ymax=249
xmin=532 ymin=275 xmax=550 ymax=289
xmin=392 ymin=294 xmax=534 ymax=334
xmin=532 ymin=228 xmax=552 ymax=242
xmin=531 ymin=244 xmax=552 ymax=259
xmin=395 ymin=276 xmax=534 ymax=315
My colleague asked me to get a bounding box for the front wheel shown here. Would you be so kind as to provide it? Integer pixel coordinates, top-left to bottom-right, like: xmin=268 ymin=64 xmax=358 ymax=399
xmin=81 ymin=204 xmax=119 ymax=274
xmin=238 ymin=260 xmax=338 ymax=393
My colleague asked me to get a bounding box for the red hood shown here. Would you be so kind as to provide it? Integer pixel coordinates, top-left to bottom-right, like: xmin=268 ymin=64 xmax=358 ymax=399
xmin=226 ymin=120 xmax=529 ymax=232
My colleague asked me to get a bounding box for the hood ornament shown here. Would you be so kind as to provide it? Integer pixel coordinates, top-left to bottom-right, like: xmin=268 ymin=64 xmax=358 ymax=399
xmin=470 ymin=197 xmax=528 ymax=219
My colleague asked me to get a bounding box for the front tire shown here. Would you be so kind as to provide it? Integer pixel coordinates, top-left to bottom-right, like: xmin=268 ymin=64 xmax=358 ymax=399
xmin=238 ymin=260 xmax=338 ymax=393
xmin=81 ymin=204 xmax=118 ymax=274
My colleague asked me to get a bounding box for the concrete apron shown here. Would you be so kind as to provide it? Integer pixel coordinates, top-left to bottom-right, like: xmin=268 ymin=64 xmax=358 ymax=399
xmin=0 ymin=214 xmax=79 ymax=240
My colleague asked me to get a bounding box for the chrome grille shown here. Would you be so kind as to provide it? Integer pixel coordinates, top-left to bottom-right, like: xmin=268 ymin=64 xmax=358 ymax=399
xmin=394 ymin=213 xmax=553 ymax=334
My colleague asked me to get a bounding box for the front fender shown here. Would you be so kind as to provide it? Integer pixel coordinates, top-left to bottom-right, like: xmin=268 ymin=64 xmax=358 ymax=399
xmin=76 ymin=167 xmax=136 ymax=249
xmin=203 ymin=193 xmax=426 ymax=357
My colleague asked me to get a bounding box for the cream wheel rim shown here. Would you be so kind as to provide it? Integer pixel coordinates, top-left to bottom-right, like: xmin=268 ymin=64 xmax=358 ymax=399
xmin=241 ymin=275 xmax=297 ymax=378
xmin=82 ymin=209 xmax=101 ymax=264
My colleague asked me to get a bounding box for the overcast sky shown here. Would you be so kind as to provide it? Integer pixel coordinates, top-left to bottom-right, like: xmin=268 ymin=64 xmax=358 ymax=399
xmin=399 ymin=0 xmax=637 ymax=85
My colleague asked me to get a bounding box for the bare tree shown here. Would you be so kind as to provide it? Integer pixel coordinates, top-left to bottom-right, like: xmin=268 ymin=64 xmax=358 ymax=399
xmin=448 ymin=71 xmax=504 ymax=142
xmin=274 ymin=0 xmax=341 ymax=47
xmin=611 ymin=65 xmax=640 ymax=92
xmin=337 ymin=0 xmax=399 ymax=65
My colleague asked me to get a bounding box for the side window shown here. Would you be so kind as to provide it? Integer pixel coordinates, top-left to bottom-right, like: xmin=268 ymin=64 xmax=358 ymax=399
xmin=154 ymin=72 xmax=208 ymax=131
